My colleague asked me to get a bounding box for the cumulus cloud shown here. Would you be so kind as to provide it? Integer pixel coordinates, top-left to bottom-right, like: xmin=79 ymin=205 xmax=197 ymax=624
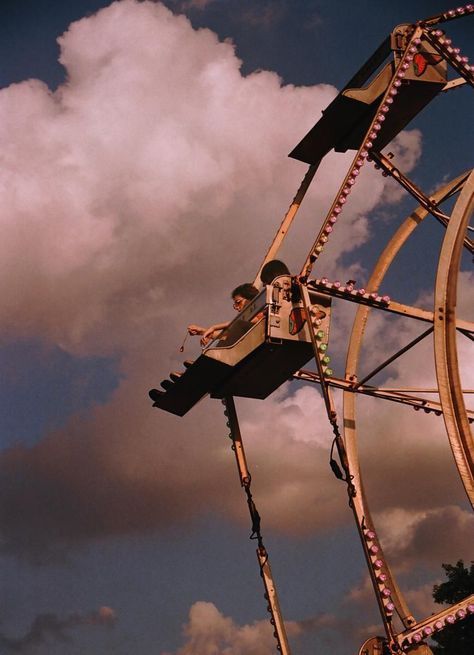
xmin=162 ymin=601 xmax=281 ymax=655
xmin=162 ymin=600 xmax=306 ymax=655
xmin=376 ymin=505 xmax=474 ymax=571
xmin=0 ymin=0 xmax=420 ymax=354
xmin=0 ymin=606 xmax=115 ymax=653
xmin=0 ymin=0 xmax=432 ymax=564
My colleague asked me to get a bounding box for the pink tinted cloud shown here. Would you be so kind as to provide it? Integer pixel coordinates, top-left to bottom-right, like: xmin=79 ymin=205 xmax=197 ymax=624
xmin=0 ymin=0 xmax=429 ymax=562
xmin=162 ymin=600 xmax=302 ymax=655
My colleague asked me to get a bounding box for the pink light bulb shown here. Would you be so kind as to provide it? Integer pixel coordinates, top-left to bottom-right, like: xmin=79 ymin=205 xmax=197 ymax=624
xmin=386 ymin=602 xmax=395 ymax=612
xmin=325 ymin=225 xmax=333 ymax=234
xmin=389 ymin=88 xmax=398 ymax=96
xmin=412 ymin=633 xmax=422 ymax=643
xmin=394 ymin=79 xmax=402 ymax=87
xmin=423 ymin=627 xmax=433 ymax=636
xmin=434 ymin=620 xmax=443 ymax=630
xmin=382 ymin=588 xmax=391 ymax=597
xmin=365 ymin=530 xmax=376 ymax=540
xmin=365 ymin=140 xmax=373 ymax=148
xmin=456 ymin=609 xmax=466 ymax=619
xmin=378 ymin=573 xmax=388 ymax=582
xmin=374 ymin=559 xmax=383 ymax=569
xmin=445 ymin=615 xmax=455 ymax=625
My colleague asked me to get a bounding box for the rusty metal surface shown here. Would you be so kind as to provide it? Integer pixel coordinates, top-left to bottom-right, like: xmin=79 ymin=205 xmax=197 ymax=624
xmin=433 ymin=170 xmax=474 ymax=507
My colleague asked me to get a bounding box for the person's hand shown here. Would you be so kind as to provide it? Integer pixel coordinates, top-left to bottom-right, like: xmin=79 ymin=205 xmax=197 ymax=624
xmin=187 ymin=324 xmax=205 ymax=336
xmin=200 ymin=326 xmax=220 ymax=346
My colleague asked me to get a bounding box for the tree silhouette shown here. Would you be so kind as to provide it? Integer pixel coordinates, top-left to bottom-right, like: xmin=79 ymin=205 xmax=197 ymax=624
xmin=431 ymin=560 xmax=474 ymax=655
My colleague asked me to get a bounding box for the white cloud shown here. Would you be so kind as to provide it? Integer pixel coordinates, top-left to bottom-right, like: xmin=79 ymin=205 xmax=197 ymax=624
xmin=162 ymin=601 xmax=302 ymax=655
xmin=0 ymin=0 xmax=429 ymax=559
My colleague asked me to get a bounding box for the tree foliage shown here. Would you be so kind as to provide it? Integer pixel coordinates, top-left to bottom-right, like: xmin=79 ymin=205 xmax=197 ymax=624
xmin=431 ymin=560 xmax=474 ymax=655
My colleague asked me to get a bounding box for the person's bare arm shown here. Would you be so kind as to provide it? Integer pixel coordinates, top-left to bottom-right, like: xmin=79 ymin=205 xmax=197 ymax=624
xmin=200 ymin=321 xmax=230 ymax=346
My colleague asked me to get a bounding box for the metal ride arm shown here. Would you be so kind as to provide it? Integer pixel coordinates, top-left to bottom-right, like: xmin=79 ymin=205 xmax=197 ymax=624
xmin=222 ymin=396 xmax=291 ymax=655
xmin=299 ymin=281 xmax=336 ymax=422
xmin=294 ymin=369 xmax=474 ymax=421
xmin=433 ymin=170 xmax=474 ymax=508
xmin=253 ymin=164 xmax=318 ymax=289
xmin=368 ymin=150 xmax=474 ymax=254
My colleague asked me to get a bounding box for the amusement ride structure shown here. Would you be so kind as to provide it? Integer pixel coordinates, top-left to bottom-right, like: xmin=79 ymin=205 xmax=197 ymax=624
xmin=150 ymin=6 xmax=474 ymax=654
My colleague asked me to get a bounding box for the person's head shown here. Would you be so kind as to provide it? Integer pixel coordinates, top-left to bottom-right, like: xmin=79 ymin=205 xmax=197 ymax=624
xmin=231 ymin=283 xmax=259 ymax=311
xmin=260 ymin=259 xmax=290 ymax=285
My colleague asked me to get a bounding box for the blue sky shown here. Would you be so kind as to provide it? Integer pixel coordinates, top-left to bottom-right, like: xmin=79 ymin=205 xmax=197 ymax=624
xmin=0 ymin=1 xmax=473 ymax=654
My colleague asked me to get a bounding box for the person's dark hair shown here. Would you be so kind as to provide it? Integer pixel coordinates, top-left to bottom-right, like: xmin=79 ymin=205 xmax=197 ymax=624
xmin=260 ymin=259 xmax=290 ymax=285
xmin=231 ymin=283 xmax=259 ymax=300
